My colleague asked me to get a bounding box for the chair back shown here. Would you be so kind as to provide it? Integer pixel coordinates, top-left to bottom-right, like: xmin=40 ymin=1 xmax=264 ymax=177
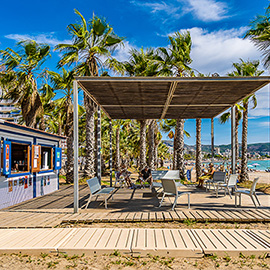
xmin=87 ymin=177 xmax=101 ymax=195
xmin=151 ymin=170 xmax=168 ymax=180
xmin=161 ymin=179 xmax=177 ymax=195
xmin=227 ymin=174 xmax=238 ymax=186
xmin=250 ymin=177 xmax=260 ymax=193
xmin=213 ymin=171 xmax=226 ymax=182
xmin=162 ymin=170 xmax=180 ymax=180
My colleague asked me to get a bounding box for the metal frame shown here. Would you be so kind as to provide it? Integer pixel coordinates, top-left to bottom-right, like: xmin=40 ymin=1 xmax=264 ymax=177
xmin=73 ymin=80 xmax=79 ymax=213
xmin=231 ymin=106 xmax=236 ymax=174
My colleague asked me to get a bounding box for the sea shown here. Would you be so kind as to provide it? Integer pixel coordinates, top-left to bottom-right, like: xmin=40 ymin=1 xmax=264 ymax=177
xmin=202 ymin=160 xmax=270 ymax=171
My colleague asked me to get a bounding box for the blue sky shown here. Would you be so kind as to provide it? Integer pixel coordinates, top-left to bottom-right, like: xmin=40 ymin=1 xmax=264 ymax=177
xmin=0 ymin=0 xmax=269 ymax=145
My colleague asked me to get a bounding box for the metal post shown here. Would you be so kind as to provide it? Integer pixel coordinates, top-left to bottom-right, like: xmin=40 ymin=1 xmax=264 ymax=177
xmin=109 ymin=120 xmax=113 ymax=187
xmin=211 ymin=118 xmax=214 ymax=162
xmin=97 ymin=106 xmax=101 ymax=182
xmin=231 ymin=106 xmax=236 ymax=174
xmin=73 ymin=80 xmax=79 ymax=213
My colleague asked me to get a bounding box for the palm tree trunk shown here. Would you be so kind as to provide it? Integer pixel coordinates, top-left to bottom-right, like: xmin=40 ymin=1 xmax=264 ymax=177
xmin=66 ymin=134 xmax=74 ymax=183
xmin=196 ymin=119 xmax=202 ymax=181
xmin=115 ymin=127 xmax=120 ymax=170
xmin=173 ymin=131 xmax=177 ymax=170
xmin=148 ymin=120 xmax=155 ymax=170
xmin=139 ymin=120 xmax=147 ymax=171
xmin=240 ymin=102 xmax=249 ymax=182
xmin=84 ymin=94 xmax=96 ymax=177
xmin=175 ymin=119 xmax=185 ymax=179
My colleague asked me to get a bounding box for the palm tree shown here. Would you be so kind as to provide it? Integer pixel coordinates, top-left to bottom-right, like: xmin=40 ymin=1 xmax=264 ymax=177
xmin=0 ymin=40 xmax=50 ymax=127
xmin=244 ymin=5 xmax=270 ymax=68
xmin=219 ymin=105 xmax=243 ymax=168
xmin=108 ymin=47 xmax=162 ymax=171
xmin=48 ymin=68 xmax=76 ymax=184
xmin=55 ymin=9 xmax=124 ymax=177
xmin=158 ymin=31 xmax=193 ymax=175
xmin=227 ymin=59 xmax=263 ymax=181
xmin=196 ymin=118 xmax=202 ymax=181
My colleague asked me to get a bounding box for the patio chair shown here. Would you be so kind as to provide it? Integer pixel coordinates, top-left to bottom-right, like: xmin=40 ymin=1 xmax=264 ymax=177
xmin=205 ymin=171 xmax=226 ymax=191
xmin=159 ymin=178 xmax=190 ymax=210
xmin=114 ymin=171 xmax=126 ymax=188
xmin=215 ymin=174 xmax=238 ymax=198
xmin=235 ymin=177 xmax=261 ymax=208
xmin=85 ymin=177 xmax=115 ymax=209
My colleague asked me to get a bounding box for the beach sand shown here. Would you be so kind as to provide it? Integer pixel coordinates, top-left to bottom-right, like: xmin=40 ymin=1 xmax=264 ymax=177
xmin=187 ymin=166 xmax=270 ymax=184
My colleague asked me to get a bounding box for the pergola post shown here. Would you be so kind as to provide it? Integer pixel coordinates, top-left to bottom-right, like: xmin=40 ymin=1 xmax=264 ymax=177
xmin=97 ymin=106 xmax=102 ymax=182
xmin=211 ymin=118 xmax=214 ymax=161
xmin=231 ymin=106 xmax=236 ymax=174
xmin=73 ymin=80 xmax=79 ymax=213
xmin=109 ymin=120 xmax=113 ymax=187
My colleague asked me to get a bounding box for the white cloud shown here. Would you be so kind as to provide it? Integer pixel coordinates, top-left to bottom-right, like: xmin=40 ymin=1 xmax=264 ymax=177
xmin=130 ymin=0 xmax=229 ymax=23
xmin=248 ymin=86 xmax=270 ymax=118
xmin=112 ymin=41 xmax=138 ymax=62
xmin=183 ymin=0 xmax=229 ymax=22
xmin=185 ymin=27 xmax=262 ymax=75
xmin=5 ymin=33 xmax=71 ymax=47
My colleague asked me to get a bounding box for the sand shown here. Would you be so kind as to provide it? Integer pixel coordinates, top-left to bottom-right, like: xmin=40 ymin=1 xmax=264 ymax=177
xmin=0 ymin=251 xmax=269 ymax=269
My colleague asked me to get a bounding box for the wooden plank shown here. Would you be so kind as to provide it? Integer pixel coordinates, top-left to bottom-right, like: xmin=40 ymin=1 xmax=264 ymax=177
xmin=149 ymin=212 xmax=157 ymax=222
xmin=181 ymin=210 xmax=195 ymax=220
xmin=162 ymin=211 xmax=173 ymax=221
xmin=155 ymin=212 xmax=164 ymax=222
xmin=125 ymin=212 xmax=135 ymax=222
xmin=175 ymin=210 xmax=187 ymax=221
xmin=201 ymin=211 xmax=219 ymax=222
xmin=141 ymin=212 xmax=149 ymax=222
xmin=168 ymin=211 xmax=179 ymax=221
xmin=133 ymin=212 xmax=142 ymax=222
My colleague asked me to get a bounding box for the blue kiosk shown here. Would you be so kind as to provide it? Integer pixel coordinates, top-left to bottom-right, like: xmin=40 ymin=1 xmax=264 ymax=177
xmin=0 ymin=120 xmax=64 ymax=209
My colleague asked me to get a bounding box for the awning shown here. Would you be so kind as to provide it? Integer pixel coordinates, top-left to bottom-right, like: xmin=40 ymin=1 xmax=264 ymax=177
xmin=76 ymin=76 xmax=270 ymax=119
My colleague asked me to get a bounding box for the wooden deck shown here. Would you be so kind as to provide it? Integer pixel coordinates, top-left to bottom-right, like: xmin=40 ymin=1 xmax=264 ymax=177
xmin=0 ymin=184 xmax=269 ymax=228
xmin=0 ymin=228 xmax=269 ymax=257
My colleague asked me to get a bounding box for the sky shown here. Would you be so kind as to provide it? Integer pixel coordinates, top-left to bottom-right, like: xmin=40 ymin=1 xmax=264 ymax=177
xmin=0 ymin=0 xmax=269 ymax=145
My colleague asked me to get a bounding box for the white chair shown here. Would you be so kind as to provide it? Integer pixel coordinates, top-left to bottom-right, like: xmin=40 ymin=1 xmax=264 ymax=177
xmin=215 ymin=174 xmax=238 ymax=198
xmin=235 ymin=177 xmax=261 ymax=208
xmin=159 ymin=179 xmax=190 ymax=210
xmin=205 ymin=171 xmax=226 ymax=191
xmin=85 ymin=177 xmax=115 ymax=209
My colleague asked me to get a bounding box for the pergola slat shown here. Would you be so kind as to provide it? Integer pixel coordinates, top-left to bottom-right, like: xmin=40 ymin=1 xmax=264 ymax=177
xmin=76 ymin=76 xmax=270 ymax=119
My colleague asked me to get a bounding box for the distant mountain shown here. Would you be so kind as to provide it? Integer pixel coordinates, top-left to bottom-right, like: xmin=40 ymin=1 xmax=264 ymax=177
xmin=162 ymin=141 xmax=270 ymax=154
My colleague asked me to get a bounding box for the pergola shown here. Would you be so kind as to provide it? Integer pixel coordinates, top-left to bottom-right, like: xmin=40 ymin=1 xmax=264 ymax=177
xmin=73 ymin=76 xmax=270 ymax=213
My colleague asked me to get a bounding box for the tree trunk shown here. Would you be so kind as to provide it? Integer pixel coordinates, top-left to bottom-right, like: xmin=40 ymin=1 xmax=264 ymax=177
xmin=240 ymin=102 xmax=249 ymax=182
xmin=173 ymin=130 xmax=177 ymax=170
xmin=139 ymin=120 xmax=147 ymax=171
xmin=175 ymin=119 xmax=185 ymax=179
xmin=66 ymin=134 xmax=74 ymax=183
xmin=148 ymin=120 xmax=155 ymax=170
xmin=115 ymin=127 xmax=120 ymax=171
xmin=83 ymin=94 xmax=96 ymax=177
xmin=196 ymin=119 xmax=202 ymax=181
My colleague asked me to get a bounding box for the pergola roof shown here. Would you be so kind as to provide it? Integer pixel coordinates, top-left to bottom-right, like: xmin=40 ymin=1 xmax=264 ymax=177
xmin=76 ymin=76 xmax=270 ymax=119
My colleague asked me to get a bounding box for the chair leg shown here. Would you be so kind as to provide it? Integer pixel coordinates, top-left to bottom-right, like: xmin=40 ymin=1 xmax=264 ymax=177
xmin=254 ymin=193 xmax=261 ymax=206
xmin=105 ymin=197 xmax=108 ymax=209
xmin=85 ymin=194 xmax=92 ymax=209
xmin=227 ymin=187 xmax=232 ymax=199
xmin=172 ymin=195 xmax=178 ymax=211
xmin=159 ymin=193 xmax=165 ymax=208
xmin=239 ymin=193 xmax=241 ymax=206
xmin=251 ymin=195 xmax=257 ymax=208
xmin=187 ymin=194 xmax=190 ymax=209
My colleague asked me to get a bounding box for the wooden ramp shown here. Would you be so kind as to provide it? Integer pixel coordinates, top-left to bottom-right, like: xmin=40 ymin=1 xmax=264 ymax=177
xmin=0 ymin=228 xmax=269 ymax=257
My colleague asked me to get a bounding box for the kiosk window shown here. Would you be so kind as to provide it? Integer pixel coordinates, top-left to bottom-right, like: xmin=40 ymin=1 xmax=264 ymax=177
xmin=11 ymin=143 xmax=29 ymax=174
xmin=41 ymin=147 xmax=52 ymax=170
